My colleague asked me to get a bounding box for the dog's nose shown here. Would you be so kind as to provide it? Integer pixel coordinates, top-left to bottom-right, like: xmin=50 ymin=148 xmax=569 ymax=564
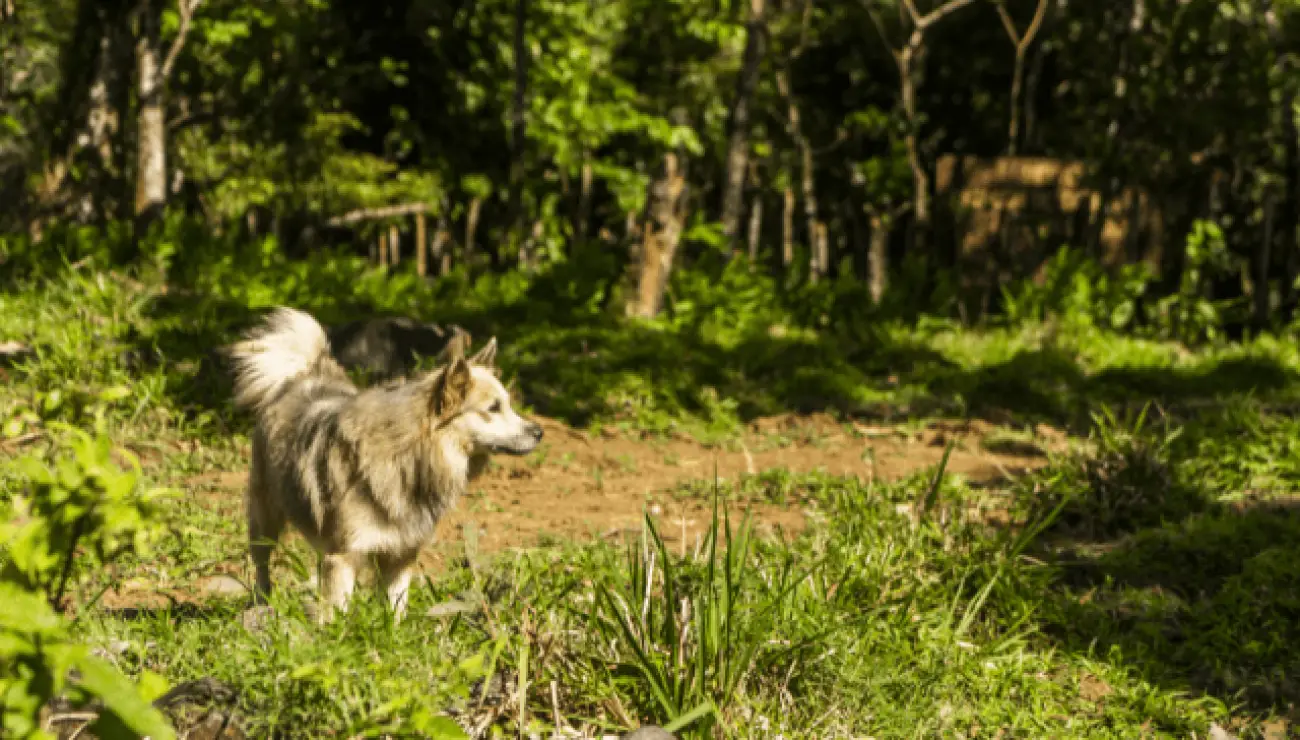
xmin=528 ymin=422 xmax=543 ymax=441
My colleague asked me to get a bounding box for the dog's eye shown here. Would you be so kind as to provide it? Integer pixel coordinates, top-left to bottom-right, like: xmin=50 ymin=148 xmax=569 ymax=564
xmin=488 ymin=400 xmax=503 ymax=414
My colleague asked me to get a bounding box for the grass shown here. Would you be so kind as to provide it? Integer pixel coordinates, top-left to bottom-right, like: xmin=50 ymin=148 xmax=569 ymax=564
xmin=4 ymin=256 xmax=1300 ymax=737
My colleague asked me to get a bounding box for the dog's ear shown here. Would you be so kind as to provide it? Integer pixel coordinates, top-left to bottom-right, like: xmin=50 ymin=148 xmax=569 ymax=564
xmin=436 ymin=326 xmax=472 ymax=365
xmin=431 ymin=356 xmax=472 ymax=419
xmin=468 ymin=336 xmax=498 ymax=370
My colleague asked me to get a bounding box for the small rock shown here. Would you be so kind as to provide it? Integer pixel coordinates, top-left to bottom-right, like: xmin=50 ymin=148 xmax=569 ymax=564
xmin=425 ymin=599 xmax=481 ymax=619
xmin=624 ymin=727 xmax=677 ymax=740
xmin=239 ymin=605 xmax=275 ymax=634
xmin=1208 ymin=723 xmax=1237 ymax=740
xmin=199 ymin=575 xmax=250 ymax=598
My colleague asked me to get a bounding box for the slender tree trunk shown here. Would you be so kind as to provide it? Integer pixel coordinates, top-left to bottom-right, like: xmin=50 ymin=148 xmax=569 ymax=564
xmin=812 ymin=222 xmax=829 ymax=283
xmin=1256 ymin=198 xmax=1274 ymax=326
xmin=1281 ymin=99 xmax=1300 ymax=317
xmin=434 ymin=211 xmax=451 ymax=275
xmin=898 ymin=49 xmax=929 ymax=256
xmin=465 ymin=197 xmax=482 ymax=262
xmin=747 ymin=191 xmax=763 ymax=262
xmin=134 ymin=0 xmax=166 ymax=223
xmin=626 ymin=153 xmax=688 ymax=318
xmin=776 ymin=70 xmax=824 ymax=281
xmin=720 ymin=0 xmax=767 ymax=248
xmin=415 ymin=212 xmax=428 ymax=277
xmin=389 ymin=224 xmax=400 ymax=266
xmin=782 ymin=185 xmax=795 ymax=269
xmin=868 ymin=212 xmax=889 ymax=304
xmin=576 ymin=153 xmax=594 ymax=240
xmin=509 ymin=0 xmax=529 ymax=263
xmin=994 ymin=0 xmax=1049 ymax=156
xmin=864 ymin=0 xmax=977 ymax=259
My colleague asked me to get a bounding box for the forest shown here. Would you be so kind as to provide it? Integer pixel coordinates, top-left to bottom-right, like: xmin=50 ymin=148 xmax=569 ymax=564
xmin=3 ymin=0 xmax=1300 ymax=738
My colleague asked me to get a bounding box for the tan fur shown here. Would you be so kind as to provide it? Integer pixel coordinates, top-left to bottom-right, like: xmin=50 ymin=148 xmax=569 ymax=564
xmin=228 ymin=308 xmax=541 ymax=622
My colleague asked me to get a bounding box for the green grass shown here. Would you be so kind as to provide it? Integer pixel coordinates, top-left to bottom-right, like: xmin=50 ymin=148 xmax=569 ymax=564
xmin=5 ymin=258 xmax=1300 ymax=737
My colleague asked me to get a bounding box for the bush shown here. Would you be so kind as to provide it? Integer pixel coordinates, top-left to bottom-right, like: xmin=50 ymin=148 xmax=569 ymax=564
xmin=1 ymin=423 xmax=175 ymax=739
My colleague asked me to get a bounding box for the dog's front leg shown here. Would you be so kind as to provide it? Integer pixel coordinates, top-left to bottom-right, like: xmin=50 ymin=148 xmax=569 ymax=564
xmin=378 ymin=551 xmax=419 ymax=623
xmin=319 ymin=553 xmax=357 ymax=623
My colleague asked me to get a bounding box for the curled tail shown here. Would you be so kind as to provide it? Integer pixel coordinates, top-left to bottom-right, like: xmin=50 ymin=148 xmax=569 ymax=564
xmin=227 ymin=307 xmax=332 ymax=411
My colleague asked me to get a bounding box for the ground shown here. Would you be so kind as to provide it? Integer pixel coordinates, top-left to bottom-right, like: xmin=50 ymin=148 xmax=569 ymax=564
xmin=8 ymin=269 xmax=1300 ymax=739
xmin=102 ymin=412 xmax=1054 ymax=608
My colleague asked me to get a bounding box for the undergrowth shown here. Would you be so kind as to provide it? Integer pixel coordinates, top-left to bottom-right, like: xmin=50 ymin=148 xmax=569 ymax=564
xmin=3 ymin=240 xmax=1300 ymax=737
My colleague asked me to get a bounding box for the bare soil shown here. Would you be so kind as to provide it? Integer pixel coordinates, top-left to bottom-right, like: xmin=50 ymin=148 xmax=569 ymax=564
xmin=98 ymin=413 xmax=1057 ymax=609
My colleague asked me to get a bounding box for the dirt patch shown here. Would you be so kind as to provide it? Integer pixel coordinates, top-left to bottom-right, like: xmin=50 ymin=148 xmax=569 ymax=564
xmin=95 ymin=414 xmax=1054 ymax=608
xmin=197 ymin=414 xmax=1048 ymax=564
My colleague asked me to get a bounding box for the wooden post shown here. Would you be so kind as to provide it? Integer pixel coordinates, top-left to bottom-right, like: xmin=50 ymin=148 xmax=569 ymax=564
xmin=389 ymin=223 xmax=400 ymax=266
xmin=415 ymin=212 xmax=428 ymax=277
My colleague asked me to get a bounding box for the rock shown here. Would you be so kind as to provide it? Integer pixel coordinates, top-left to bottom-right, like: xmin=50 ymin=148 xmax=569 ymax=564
xmin=199 ymin=575 xmax=250 ymax=598
xmin=425 ymin=599 xmax=481 ymax=619
xmin=1208 ymin=724 xmax=1238 ymax=740
xmin=239 ymin=605 xmax=275 ymax=634
xmin=623 ymin=727 xmax=677 ymax=740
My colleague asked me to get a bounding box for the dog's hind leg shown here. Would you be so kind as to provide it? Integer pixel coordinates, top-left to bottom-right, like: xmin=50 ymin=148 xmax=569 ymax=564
xmin=319 ymin=552 xmax=357 ymax=622
xmin=378 ymin=550 xmax=419 ymax=623
xmin=246 ymin=467 xmax=285 ymax=605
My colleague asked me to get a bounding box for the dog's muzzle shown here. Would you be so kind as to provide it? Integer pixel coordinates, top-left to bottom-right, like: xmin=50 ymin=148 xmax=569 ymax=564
xmin=492 ymin=422 xmax=543 ymax=454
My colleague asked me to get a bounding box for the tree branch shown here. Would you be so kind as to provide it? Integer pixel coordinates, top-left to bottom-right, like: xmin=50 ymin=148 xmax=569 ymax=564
xmin=1019 ymin=0 xmax=1050 ymax=54
xmin=860 ymin=1 xmax=904 ymax=67
xmin=993 ymin=1 xmax=1020 ymax=44
xmin=917 ymin=0 xmax=979 ymax=30
xmin=327 ymin=202 xmax=433 ymax=226
xmin=160 ymin=0 xmax=204 ymax=82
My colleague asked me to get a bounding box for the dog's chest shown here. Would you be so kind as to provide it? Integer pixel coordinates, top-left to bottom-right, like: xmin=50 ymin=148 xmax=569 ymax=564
xmin=343 ymin=498 xmax=446 ymax=554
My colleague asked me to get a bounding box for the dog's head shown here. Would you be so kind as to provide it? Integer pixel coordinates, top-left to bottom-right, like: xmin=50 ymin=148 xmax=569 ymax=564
xmin=427 ymin=335 xmax=542 ymax=456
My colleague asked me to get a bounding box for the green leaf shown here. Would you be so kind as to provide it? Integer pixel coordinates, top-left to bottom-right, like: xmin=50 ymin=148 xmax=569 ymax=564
xmin=73 ymin=656 xmax=176 ymax=740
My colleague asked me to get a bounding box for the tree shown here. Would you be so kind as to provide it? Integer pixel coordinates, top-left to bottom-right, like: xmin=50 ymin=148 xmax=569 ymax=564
xmin=134 ymin=0 xmax=204 ymax=224
xmin=720 ymin=0 xmax=768 ymax=250
xmin=992 ymin=0 xmax=1049 ymax=155
xmin=861 ymin=0 xmax=978 ymax=255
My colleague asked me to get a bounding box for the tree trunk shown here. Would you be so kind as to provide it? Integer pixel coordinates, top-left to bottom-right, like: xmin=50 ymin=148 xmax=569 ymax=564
xmin=576 ymin=154 xmax=593 ymax=240
xmin=1281 ymin=97 xmax=1300 ymax=318
xmin=465 ymin=197 xmax=482 ymax=262
xmin=389 ymin=224 xmax=400 ymax=266
xmin=134 ymin=0 xmax=166 ymax=223
xmin=720 ymin=0 xmax=767 ymax=248
xmin=434 ymin=209 xmax=452 ymax=275
xmin=1255 ymin=198 xmax=1274 ymax=327
xmin=377 ymin=229 xmax=389 ymax=268
xmin=782 ymin=186 xmax=795 ymax=269
xmin=509 ymin=0 xmax=529 ymax=262
xmin=747 ymin=191 xmax=763 ymax=262
xmin=415 ymin=212 xmax=428 ymax=277
xmin=898 ymin=49 xmax=930 ymax=256
xmin=868 ymin=212 xmax=889 ymax=305
xmin=811 ymin=221 xmax=829 ymax=283
xmin=626 ymin=153 xmax=688 ymax=319
xmin=995 ymin=0 xmax=1049 ymax=156
xmin=776 ymin=69 xmax=823 ymax=281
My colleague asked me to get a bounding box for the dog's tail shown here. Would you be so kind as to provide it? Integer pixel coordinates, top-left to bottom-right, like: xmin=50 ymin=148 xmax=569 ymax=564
xmin=227 ymin=307 xmax=331 ymax=410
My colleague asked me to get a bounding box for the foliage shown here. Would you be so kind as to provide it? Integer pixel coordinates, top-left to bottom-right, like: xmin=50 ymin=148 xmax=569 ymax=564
xmin=1 ymin=425 xmax=175 ymax=740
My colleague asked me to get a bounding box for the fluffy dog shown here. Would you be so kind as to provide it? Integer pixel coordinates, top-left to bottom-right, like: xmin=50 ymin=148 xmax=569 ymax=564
xmin=227 ymin=307 xmax=541 ymax=621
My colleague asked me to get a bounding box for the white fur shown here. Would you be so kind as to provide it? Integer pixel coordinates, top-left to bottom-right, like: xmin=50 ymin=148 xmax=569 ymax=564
xmin=228 ymin=307 xmax=334 ymax=411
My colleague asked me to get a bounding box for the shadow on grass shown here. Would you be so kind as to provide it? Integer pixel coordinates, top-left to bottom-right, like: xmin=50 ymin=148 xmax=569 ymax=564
xmin=1015 ymin=407 xmax=1300 ymax=722
xmin=125 ymin=253 xmax=1300 ymax=440
xmin=1039 ymin=500 xmax=1300 ymax=717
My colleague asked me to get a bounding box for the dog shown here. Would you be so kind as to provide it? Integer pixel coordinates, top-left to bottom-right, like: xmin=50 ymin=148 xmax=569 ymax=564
xmin=227 ymin=307 xmax=542 ymax=621
xmin=326 ymin=316 xmax=461 ymax=382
